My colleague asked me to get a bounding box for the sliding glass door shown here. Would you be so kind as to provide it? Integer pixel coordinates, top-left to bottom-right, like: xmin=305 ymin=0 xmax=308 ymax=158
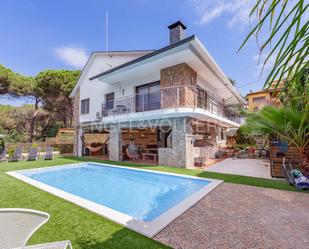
xmin=136 ymin=82 xmax=161 ymax=112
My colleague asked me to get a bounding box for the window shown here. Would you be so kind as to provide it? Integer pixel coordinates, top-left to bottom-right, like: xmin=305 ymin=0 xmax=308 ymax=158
xmin=105 ymin=93 xmax=114 ymax=110
xmin=81 ymin=99 xmax=90 ymax=114
xmin=252 ymin=96 xmax=266 ymax=103
xmin=136 ymin=82 xmax=161 ymax=112
xmin=220 ymin=128 xmax=224 ymax=140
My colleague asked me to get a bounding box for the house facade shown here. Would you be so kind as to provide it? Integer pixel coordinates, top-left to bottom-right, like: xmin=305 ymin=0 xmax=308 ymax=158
xmin=246 ymin=80 xmax=284 ymax=112
xmin=70 ymin=21 xmax=246 ymax=168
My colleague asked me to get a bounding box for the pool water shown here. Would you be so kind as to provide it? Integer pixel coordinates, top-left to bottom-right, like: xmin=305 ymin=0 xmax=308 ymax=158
xmin=21 ymin=163 xmax=210 ymax=221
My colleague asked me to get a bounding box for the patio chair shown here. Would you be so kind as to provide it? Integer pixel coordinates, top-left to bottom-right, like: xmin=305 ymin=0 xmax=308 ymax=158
xmin=0 ymin=208 xmax=72 ymax=249
xmin=26 ymin=147 xmax=39 ymax=161
xmin=9 ymin=147 xmax=23 ymax=162
xmin=43 ymin=147 xmax=54 ymax=160
xmin=125 ymin=147 xmax=135 ymax=160
xmin=126 ymin=144 xmax=140 ymax=160
xmin=0 ymin=148 xmax=7 ymax=162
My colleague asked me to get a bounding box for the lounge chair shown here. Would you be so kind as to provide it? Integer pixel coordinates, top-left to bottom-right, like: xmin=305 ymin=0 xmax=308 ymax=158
xmin=43 ymin=147 xmax=54 ymax=160
xmin=26 ymin=147 xmax=39 ymax=161
xmin=282 ymin=158 xmax=309 ymax=190
xmin=0 ymin=148 xmax=7 ymax=162
xmin=0 ymin=208 xmax=72 ymax=249
xmin=9 ymin=147 xmax=23 ymax=162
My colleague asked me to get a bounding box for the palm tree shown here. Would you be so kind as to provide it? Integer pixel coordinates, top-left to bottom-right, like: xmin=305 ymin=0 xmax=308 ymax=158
xmin=245 ymin=104 xmax=309 ymax=174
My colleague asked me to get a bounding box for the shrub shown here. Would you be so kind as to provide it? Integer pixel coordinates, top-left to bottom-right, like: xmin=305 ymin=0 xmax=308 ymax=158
xmin=7 ymin=147 xmax=15 ymax=158
xmin=32 ymin=143 xmax=39 ymax=148
xmin=235 ymin=126 xmax=256 ymax=145
xmin=232 ymin=144 xmax=256 ymax=150
xmin=59 ymin=144 xmax=73 ymax=154
xmin=0 ymin=138 xmax=4 ymax=153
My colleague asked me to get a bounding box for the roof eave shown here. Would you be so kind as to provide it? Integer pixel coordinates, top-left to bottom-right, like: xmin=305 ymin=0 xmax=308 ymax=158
xmin=89 ymin=35 xmax=196 ymax=81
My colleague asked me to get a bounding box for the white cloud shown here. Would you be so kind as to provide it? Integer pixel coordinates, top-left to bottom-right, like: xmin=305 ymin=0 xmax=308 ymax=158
xmin=53 ymin=46 xmax=88 ymax=69
xmin=192 ymin=0 xmax=255 ymax=29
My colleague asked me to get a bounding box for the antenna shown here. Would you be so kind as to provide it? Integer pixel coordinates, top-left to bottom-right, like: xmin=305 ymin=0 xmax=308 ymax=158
xmin=105 ymin=10 xmax=109 ymax=54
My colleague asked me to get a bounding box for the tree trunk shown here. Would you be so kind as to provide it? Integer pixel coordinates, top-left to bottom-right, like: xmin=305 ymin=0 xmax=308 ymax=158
xmin=29 ymin=97 xmax=39 ymax=143
xmin=67 ymin=97 xmax=73 ymax=128
xmin=62 ymin=114 xmax=68 ymax=128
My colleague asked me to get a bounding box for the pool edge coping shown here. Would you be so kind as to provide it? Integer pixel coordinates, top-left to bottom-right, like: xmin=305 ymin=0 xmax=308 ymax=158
xmin=6 ymin=162 xmax=223 ymax=238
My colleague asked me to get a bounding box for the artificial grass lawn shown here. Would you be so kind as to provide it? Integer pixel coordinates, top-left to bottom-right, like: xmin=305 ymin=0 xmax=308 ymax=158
xmin=0 ymin=157 xmax=168 ymax=249
xmin=0 ymin=156 xmax=305 ymax=248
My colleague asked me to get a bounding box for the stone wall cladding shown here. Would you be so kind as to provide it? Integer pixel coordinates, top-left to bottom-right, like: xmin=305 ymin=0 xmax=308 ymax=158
xmin=160 ymin=63 xmax=197 ymax=109
xmin=109 ymin=124 xmax=122 ymax=162
xmin=159 ymin=117 xmax=194 ymax=168
xmin=73 ymin=87 xmax=80 ymax=156
xmin=160 ymin=63 xmax=197 ymax=88
xmin=169 ymin=25 xmax=185 ymax=44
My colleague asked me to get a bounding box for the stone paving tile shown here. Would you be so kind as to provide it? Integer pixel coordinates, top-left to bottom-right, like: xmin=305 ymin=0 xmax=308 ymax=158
xmin=154 ymin=183 xmax=309 ymax=249
xmin=176 ymin=231 xmax=209 ymax=249
xmin=158 ymin=237 xmax=183 ymax=249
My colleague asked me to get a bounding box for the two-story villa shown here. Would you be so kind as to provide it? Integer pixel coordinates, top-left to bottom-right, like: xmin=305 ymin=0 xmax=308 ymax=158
xmin=70 ymin=21 xmax=246 ymax=168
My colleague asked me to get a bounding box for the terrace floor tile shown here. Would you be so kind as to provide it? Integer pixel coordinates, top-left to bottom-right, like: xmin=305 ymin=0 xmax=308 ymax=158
xmin=155 ymin=183 xmax=309 ymax=249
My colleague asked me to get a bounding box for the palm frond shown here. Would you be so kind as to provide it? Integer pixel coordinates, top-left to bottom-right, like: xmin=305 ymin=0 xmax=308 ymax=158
xmin=245 ymin=104 xmax=309 ymax=149
xmin=239 ymin=0 xmax=308 ymax=92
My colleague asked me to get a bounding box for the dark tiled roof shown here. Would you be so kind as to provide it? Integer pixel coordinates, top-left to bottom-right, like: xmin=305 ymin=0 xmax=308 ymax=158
xmin=168 ymin=21 xmax=187 ymax=30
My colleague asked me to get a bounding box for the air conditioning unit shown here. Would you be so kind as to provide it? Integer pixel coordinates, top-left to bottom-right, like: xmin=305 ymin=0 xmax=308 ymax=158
xmin=96 ymin=112 xmax=102 ymax=120
xmin=204 ymin=135 xmax=212 ymax=140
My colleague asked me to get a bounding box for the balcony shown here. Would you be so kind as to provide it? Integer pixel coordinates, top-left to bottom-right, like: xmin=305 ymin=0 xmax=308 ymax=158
xmin=101 ymin=86 xmax=241 ymax=124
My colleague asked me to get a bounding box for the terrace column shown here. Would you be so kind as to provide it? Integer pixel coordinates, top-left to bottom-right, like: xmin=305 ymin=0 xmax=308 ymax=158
xmin=76 ymin=128 xmax=83 ymax=157
xmin=73 ymin=87 xmax=81 ymax=157
xmin=109 ymin=124 xmax=122 ymax=162
xmin=159 ymin=117 xmax=194 ymax=168
xmin=172 ymin=117 xmax=194 ymax=167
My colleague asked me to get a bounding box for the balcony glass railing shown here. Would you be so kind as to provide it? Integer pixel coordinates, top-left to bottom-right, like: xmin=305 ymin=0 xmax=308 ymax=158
xmin=101 ymin=86 xmax=241 ymax=124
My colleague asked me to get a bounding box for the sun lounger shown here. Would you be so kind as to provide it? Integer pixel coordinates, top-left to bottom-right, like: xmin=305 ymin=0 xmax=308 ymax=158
xmin=0 ymin=208 xmax=72 ymax=249
xmin=0 ymin=148 xmax=7 ymax=162
xmin=9 ymin=147 xmax=23 ymax=162
xmin=26 ymin=147 xmax=39 ymax=161
xmin=282 ymin=158 xmax=309 ymax=190
xmin=43 ymin=147 xmax=54 ymax=160
xmin=14 ymin=240 xmax=72 ymax=249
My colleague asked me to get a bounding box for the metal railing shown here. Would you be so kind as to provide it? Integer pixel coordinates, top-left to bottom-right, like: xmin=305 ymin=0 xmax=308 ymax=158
xmin=101 ymin=86 xmax=241 ymax=123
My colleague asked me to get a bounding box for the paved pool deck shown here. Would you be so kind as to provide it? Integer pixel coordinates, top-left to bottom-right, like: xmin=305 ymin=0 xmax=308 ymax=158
xmin=154 ymin=183 xmax=309 ymax=249
xmin=204 ymin=158 xmax=272 ymax=179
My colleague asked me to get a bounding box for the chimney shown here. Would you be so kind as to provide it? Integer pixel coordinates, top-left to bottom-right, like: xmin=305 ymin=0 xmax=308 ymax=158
xmin=168 ymin=21 xmax=187 ymax=44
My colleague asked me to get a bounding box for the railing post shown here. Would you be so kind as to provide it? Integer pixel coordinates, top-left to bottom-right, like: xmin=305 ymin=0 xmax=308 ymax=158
xmin=176 ymin=87 xmax=180 ymax=111
xmin=142 ymin=93 xmax=144 ymax=112
xmin=194 ymin=89 xmax=196 ymax=110
xmin=126 ymin=96 xmax=129 ymax=116
xmin=161 ymin=88 xmax=163 ymax=111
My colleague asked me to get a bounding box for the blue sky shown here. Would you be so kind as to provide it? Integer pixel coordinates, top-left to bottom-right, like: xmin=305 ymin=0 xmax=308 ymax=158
xmin=0 ymin=0 xmax=271 ymax=106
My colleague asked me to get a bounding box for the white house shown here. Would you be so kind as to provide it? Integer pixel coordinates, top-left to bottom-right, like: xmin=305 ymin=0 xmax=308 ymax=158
xmin=70 ymin=21 xmax=246 ymax=168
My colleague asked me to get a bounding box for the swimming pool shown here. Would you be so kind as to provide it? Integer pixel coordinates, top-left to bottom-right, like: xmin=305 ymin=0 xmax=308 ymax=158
xmin=8 ymin=162 xmax=222 ymax=237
